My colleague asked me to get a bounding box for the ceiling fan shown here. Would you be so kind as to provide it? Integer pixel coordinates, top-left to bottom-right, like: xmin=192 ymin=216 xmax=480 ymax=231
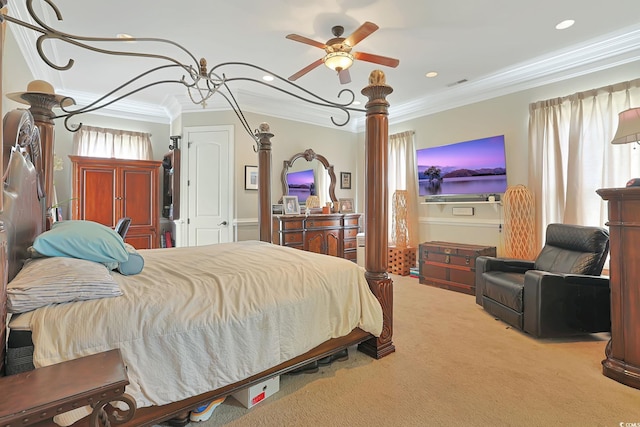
xmin=286 ymin=21 xmax=400 ymax=84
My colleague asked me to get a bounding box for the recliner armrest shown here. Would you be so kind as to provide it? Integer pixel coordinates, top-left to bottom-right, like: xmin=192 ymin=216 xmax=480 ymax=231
xmin=523 ymin=270 xmax=611 ymax=337
xmin=475 ymin=256 xmax=535 ymax=305
xmin=477 ymin=256 xmax=535 ymax=274
xmin=558 ymin=273 xmax=610 ymax=287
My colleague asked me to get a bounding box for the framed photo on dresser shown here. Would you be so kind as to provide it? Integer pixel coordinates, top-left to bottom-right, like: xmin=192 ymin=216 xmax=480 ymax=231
xmin=283 ymin=195 xmax=300 ymax=214
xmin=338 ymin=198 xmax=354 ymax=213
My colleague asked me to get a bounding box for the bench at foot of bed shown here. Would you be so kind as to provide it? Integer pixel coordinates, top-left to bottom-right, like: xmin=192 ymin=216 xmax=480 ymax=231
xmin=0 ymin=349 xmax=136 ymax=427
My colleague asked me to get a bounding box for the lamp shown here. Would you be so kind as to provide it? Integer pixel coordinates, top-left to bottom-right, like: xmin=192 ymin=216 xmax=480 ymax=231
xmin=611 ymin=108 xmax=640 ymax=187
xmin=611 ymin=108 xmax=640 ymax=145
xmin=323 ymin=51 xmax=354 ymax=72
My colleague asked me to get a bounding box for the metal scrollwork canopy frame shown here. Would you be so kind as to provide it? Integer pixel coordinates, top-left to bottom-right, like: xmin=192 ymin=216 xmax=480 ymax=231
xmin=0 ymin=0 xmax=366 ymax=147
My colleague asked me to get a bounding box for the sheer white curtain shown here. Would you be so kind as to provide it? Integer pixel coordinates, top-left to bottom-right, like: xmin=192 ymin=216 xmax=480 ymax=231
xmin=72 ymin=125 xmax=153 ymax=160
xmin=388 ymin=130 xmax=419 ymax=247
xmin=528 ymin=78 xmax=640 ymax=249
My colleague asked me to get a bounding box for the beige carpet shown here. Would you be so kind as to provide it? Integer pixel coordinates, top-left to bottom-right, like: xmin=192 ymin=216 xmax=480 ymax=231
xmin=170 ymin=274 xmax=640 ymax=427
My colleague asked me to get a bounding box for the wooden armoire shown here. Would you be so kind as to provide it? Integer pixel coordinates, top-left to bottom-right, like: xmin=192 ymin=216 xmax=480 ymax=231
xmin=70 ymin=155 xmax=162 ymax=249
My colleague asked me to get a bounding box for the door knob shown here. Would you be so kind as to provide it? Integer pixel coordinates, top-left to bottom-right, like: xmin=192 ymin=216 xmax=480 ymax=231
xmin=218 ymin=220 xmax=228 ymax=226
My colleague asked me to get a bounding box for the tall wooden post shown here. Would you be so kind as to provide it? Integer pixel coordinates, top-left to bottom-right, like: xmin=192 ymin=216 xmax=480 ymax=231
xmin=0 ymin=6 xmax=5 ymax=213
xmin=255 ymin=123 xmax=273 ymax=242
xmin=358 ymin=70 xmax=395 ymax=359
xmin=6 ymin=81 xmax=70 ymax=229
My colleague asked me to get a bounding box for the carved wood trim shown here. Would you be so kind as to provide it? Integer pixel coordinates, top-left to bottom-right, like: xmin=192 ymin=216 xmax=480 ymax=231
xmin=280 ymin=148 xmax=338 ymax=206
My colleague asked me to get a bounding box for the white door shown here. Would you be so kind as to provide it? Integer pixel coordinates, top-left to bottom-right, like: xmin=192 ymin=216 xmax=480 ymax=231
xmin=184 ymin=125 xmax=234 ymax=246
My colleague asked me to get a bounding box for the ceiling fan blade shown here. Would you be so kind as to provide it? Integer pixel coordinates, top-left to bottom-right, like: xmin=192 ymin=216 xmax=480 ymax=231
xmin=338 ymin=69 xmax=351 ymax=85
xmin=344 ymin=21 xmax=379 ymax=47
xmin=354 ymin=51 xmax=400 ymax=68
xmin=288 ymin=58 xmax=324 ymax=81
xmin=285 ymin=34 xmax=327 ymax=50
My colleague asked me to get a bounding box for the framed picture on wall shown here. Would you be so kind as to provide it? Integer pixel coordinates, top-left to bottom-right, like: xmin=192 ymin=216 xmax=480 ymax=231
xmin=245 ymin=165 xmax=258 ymax=190
xmin=283 ymin=195 xmax=300 ymax=215
xmin=340 ymin=172 xmax=351 ymax=189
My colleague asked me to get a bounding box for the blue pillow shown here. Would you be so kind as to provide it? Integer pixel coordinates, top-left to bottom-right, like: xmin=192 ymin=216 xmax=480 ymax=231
xmin=33 ymin=220 xmax=128 ymax=263
xmin=117 ymin=243 xmax=145 ymax=276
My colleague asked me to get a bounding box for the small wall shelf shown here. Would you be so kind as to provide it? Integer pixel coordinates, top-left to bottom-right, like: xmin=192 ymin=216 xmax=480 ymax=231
xmin=420 ymin=201 xmax=502 ymax=205
xmin=421 ymin=200 xmax=502 ymax=214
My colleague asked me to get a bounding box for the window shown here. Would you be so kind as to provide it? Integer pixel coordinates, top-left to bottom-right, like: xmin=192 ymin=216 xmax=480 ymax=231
xmin=72 ymin=125 xmax=153 ymax=160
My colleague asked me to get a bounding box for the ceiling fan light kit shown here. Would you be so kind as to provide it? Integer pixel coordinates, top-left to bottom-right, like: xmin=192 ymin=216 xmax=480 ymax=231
xmin=323 ymin=51 xmax=354 ymax=71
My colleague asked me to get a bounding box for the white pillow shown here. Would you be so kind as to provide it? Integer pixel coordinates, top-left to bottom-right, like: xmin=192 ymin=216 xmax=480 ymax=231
xmin=7 ymin=257 xmax=122 ymax=313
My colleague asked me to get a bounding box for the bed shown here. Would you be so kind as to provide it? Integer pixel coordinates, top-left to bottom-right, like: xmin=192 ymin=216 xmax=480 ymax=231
xmin=0 ymin=10 xmax=395 ymax=427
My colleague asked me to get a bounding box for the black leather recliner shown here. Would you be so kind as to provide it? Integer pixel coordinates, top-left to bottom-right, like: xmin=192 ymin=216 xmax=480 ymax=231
xmin=475 ymin=223 xmax=610 ymax=338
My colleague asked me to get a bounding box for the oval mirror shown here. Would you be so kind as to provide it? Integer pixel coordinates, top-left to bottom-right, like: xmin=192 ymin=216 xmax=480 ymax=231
xmin=281 ymin=148 xmax=338 ymax=207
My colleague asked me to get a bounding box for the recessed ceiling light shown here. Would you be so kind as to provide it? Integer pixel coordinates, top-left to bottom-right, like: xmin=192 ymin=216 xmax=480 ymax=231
xmin=555 ymin=19 xmax=575 ymax=30
xmin=425 ymin=71 xmax=438 ymax=78
xmin=263 ymin=75 xmax=274 ymax=82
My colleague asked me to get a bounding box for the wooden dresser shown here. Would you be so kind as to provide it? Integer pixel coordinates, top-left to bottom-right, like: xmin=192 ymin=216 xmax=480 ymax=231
xmin=419 ymin=241 xmax=496 ymax=295
xmin=272 ymin=213 xmax=360 ymax=262
xmin=597 ymin=187 xmax=640 ymax=390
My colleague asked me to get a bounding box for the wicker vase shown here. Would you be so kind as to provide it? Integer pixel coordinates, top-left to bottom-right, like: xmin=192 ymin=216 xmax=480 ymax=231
xmin=392 ymin=190 xmax=409 ymax=249
xmin=503 ymin=185 xmax=535 ymax=260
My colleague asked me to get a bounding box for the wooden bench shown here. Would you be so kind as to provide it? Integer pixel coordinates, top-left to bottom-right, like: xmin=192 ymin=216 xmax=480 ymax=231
xmin=0 ymin=349 xmax=135 ymax=427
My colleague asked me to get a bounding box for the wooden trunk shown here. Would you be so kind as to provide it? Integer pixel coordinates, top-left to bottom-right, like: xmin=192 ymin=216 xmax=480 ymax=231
xmin=419 ymin=241 xmax=496 ymax=295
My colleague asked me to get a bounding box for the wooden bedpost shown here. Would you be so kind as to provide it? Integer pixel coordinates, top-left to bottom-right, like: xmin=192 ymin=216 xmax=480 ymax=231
xmin=358 ymin=70 xmax=395 ymax=359
xmin=6 ymin=82 xmax=66 ymax=230
xmin=255 ymin=123 xmax=273 ymax=242
xmin=0 ymin=5 xmax=6 ymax=213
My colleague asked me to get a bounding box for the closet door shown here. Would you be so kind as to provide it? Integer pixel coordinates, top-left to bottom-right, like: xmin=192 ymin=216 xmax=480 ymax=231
xmin=72 ymin=161 xmax=117 ymax=227
xmin=121 ymin=166 xmax=159 ymax=249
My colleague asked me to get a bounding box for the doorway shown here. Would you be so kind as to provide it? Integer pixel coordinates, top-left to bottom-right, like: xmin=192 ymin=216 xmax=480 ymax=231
xmin=182 ymin=125 xmax=234 ymax=246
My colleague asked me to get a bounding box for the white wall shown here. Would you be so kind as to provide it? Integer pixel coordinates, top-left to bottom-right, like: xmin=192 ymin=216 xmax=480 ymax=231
xmin=178 ymin=109 xmax=357 ymax=241
xmin=362 ymin=61 xmax=640 ymax=255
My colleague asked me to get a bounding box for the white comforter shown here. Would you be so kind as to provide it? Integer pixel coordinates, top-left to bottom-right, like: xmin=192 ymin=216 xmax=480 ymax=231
xmin=26 ymin=240 xmax=383 ymax=412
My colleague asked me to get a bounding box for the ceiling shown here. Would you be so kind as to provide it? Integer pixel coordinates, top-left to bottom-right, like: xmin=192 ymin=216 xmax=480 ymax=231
xmin=7 ymin=0 xmax=640 ymax=131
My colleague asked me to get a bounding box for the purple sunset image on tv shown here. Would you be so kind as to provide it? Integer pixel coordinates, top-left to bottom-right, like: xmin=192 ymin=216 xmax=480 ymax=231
xmin=287 ymin=169 xmax=315 ymax=203
xmin=417 ymin=135 xmax=507 ymax=198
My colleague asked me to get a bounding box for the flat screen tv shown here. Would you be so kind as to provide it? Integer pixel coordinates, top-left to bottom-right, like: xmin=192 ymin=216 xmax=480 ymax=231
xmin=417 ymin=135 xmax=507 ymax=200
xmin=287 ymin=169 xmax=315 ymax=203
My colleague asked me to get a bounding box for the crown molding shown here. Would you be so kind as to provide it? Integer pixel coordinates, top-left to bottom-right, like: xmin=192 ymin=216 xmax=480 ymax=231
xmin=384 ymin=23 xmax=640 ymax=129
xmin=9 ymin=1 xmax=640 ymax=133
xmin=60 ymin=90 xmax=171 ymax=124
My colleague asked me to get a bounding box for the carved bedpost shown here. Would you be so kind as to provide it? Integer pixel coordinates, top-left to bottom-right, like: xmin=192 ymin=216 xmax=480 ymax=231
xmin=6 ymin=80 xmax=70 ymax=229
xmin=0 ymin=5 xmax=5 ymax=213
xmin=255 ymin=123 xmax=273 ymax=242
xmin=358 ymin=70 xmax=395 ymax=359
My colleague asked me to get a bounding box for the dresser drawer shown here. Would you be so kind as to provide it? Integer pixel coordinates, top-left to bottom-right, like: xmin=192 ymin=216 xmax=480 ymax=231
xmin=305 ymin=218 xmax=340 ymax=228
xmin=344 ymin=216 xmax=360 ymax=226
xmin=344 ymin=250 xmax=357 ymax=262
xmin=344 ymin=228 xmax=358 ymax=239
xmin=281 ymin=220 xmax=303 ymax=230
xmin=284 ymin=232 xmax=303 ymax=244
xmin=344 ymin=239 xmax=357 ymax=250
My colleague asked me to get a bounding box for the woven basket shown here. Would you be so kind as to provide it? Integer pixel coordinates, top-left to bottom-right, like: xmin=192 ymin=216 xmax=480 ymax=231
xmin=503 ymin=185 xmax=535 ymax=260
